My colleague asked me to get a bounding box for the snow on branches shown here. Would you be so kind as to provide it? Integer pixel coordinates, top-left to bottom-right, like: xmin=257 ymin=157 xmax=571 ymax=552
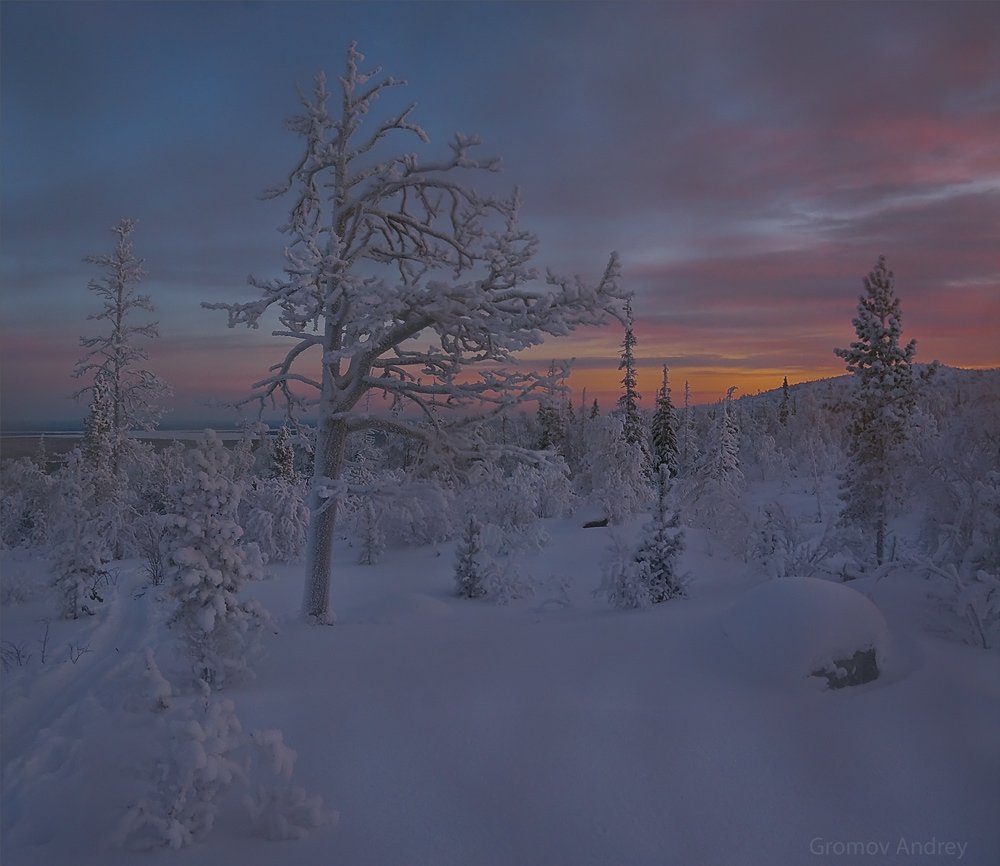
xmin=74 ymin=219 xmax=170 ymax=445
xmin=834 ymin=256 xmax=920 ymax=565
xmin=163 ymin=431 xmax=267 ymax=688
xmin=204 ymin=42 xmax=626 ymax=622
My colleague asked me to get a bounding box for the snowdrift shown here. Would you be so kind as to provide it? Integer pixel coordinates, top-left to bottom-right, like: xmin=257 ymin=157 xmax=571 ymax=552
xmin=717 ymin=576 xmax=890 ymax=690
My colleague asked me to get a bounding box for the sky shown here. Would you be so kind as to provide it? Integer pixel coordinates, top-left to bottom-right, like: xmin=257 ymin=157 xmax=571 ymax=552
xmin=1 ymin=1 xmax=998 ymax=430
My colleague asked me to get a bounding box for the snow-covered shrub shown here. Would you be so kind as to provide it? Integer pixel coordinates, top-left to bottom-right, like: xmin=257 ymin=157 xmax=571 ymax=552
xmin=464 ymin=462 xmax=539 ymax=528
xmin=379 ymin=475 xmax=454 ymax=546
xmin=0 ymin=456 xmax=54 ymax=549
xmin=750 ymin=432 xmax=790 ymax=483
xmin=143 ymin=648 xmax=174 ymax=712
xmin=134 ymin=512 xmax=168 ymax=586
xmin=163 ymin=431 xmax=267 ymax=689
xmin=241 ymin=478 xmax=310 ymax=564
xmin=115 ymin=693 xmax=336 ymax=850
xmin=477 ymin=523 xmax=535 ymax=604
xmin=534 ymin=457 xmax=576 ymax=518
xmin=950 ymin=566 xmax=1000 ymax=651
xmin=749 ymin=503 xmax=835 ymax=580
xmin=136 ymin=442 xmax=187 ymax=515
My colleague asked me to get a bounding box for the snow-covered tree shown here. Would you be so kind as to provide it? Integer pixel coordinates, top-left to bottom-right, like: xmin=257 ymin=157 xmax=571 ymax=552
xmin=617 ymin=299 xmax=644 ymax=448
xmin=634 ymin=465 xmax=686 ymax=602
xmin=454 ymin=516 xmax=488 ymax=599
xmin=536 ymin=360 xmax=567 ymax=453
xmin=82 ymin=369 xmax=115 ymax=468
xmin=651 ymin=364 xmax=679 ymax=477
xmin=588 ymin=415 xmax=653 ymax=524
xmin=0 ymin=457 xmax=53 ymax=549
xmin=205 ymin=43 xmax=624 ymax=622
xmin=596 ymin=533 xmax=651 ymax=610
xmin=778 ymin=376 xmax=790 ymax=427
xmin=163 ymin=431 xmax=267 ymax=688
xmin=682 ymin=387 xmax=748 ymax=554
xmin=270 ymin=425 xmax=297 ymax=482
xmin=50 ymin=450 xmax=111 ymax=618
xmin=597 ymin=466 xmax=685 ymax=610
xmin=679 ymin=380 xmax=697 ymax=471
xmin=74 ymin=218 xmax=170 ymax=462
xmin=834 ymin=255 xmax=918 ymax=565
xmin=695 ymin=387 xmax=742 ymax=494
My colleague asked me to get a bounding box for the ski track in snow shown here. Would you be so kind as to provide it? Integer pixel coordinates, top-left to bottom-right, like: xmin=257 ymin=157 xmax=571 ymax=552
xmin=1 ymin=568 xmax=156 ymax=838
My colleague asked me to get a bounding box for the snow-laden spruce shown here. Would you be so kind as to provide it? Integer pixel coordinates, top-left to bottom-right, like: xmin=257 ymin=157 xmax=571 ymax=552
xmin=652 ymin=364 xmax=679 ymax=478
xmin=204 ymin=42 xmax=626 ymax=623
xmin=163 ymin=431 xmax=267 ymax=688
xmin=616 ymin=299 xmax=646 ymax=453
xmin=834 ymin=255 xmax=922 ymax=566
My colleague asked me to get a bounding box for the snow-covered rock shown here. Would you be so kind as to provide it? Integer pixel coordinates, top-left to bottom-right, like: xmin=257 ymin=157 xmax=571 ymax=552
xmin=718 ymin=576 xmax=890 ymax=690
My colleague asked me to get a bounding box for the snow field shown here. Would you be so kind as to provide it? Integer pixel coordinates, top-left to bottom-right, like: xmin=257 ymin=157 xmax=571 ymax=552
xmin=3 ymin=511 xmax=998 ymax=866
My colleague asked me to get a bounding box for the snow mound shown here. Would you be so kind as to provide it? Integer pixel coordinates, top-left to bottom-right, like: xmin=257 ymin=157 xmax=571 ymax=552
xmin=718 ymin=577 xmax=890 ymax=690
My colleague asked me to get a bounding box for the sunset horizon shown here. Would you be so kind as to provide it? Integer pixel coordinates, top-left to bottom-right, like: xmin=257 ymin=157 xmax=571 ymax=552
xmin=2 ymin=2 xmax=998 ymax=430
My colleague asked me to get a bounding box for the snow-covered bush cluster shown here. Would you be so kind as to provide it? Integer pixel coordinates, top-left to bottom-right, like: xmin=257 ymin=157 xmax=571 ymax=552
xmin=116 ymin=688 xmax=336 ymax=850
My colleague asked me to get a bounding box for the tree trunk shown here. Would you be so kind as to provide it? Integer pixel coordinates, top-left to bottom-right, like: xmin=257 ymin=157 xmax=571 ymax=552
xmin=302 ymin=416 xmax=349 ymax=622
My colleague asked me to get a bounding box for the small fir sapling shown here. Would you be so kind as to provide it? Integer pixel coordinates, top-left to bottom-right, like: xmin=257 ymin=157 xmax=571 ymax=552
xmin=163 ymin=431 xmax=267 ymax=689
xmin=454 ymin=516 xmax=488 ymax=599
xmin=357 ymin=497 xmax=386 ymax=565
